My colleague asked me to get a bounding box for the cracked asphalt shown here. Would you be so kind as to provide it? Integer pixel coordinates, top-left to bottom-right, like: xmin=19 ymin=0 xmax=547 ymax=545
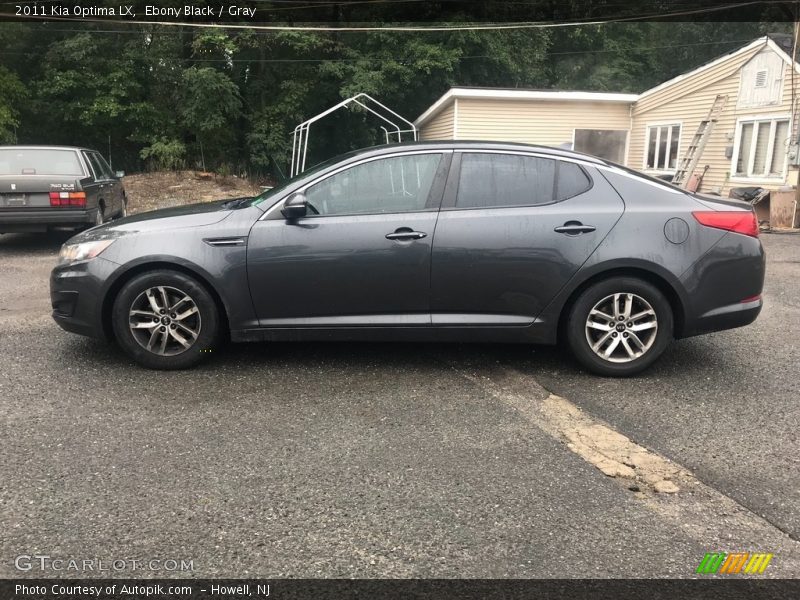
xmin=0 ymin=231 xmax=798 ymax=578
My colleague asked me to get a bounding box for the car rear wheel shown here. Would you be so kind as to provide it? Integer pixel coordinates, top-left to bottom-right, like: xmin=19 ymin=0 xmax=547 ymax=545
xmin=566 ymin=276 xmax=673 ymax=377
xmin=112 ymin=270 xmax=220 ymax=370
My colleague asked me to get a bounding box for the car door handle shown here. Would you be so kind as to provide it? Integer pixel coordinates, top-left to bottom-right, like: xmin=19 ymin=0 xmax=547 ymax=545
xmin=386 ymin=229 xmax=427 ymax=241
xmin=554 ymin=222 xmax=596 ymax=235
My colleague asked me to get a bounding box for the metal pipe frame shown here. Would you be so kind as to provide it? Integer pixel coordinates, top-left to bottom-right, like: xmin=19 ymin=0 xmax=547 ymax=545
xmin=290 ymin=93 xmax=418 ymax=176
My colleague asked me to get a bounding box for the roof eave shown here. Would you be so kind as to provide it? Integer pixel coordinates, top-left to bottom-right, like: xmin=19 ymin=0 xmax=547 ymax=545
xmin=414 ymin=88 xmax=639 ymax=128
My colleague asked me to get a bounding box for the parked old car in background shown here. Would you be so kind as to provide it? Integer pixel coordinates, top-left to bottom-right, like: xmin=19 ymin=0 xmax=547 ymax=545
xmin=0 ymin=145 xmax=127 ymax=233
xmin=50 ymin=141 xmax=765 ymax=376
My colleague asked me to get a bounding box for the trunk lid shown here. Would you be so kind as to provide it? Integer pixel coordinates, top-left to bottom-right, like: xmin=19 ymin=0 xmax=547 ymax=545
xmin=691 ymin=192 xmax=753 ymax=212
xmin=0 ymin=175 xmax=85 ymax=209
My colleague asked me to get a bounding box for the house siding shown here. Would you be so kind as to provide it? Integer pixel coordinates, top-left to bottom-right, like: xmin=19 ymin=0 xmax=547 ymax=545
xmin=419 ymin=103 xmax=455 ymax=140
xmin=416 ymin=38 xmax=800 ymax=199
xmin=629 ymin=41 xmax=798 ymax=195
xmin=453 ymin=98 xmax=632 ymax=147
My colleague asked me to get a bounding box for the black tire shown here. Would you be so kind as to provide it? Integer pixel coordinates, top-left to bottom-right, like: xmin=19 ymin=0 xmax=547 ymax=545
xmin=566 ymin=276 xmax=673 ymax=377
xmin=116 ymin=196 xmax=128 ymax=219
xmin=112 ymin=270 xmax=220 ymax=370
xmin=87 ymin=204 xmax=105 ymax=229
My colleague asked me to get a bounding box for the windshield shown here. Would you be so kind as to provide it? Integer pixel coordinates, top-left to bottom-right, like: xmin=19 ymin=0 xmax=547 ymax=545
xmin=0 ymin=149 xmax=84 ymax=176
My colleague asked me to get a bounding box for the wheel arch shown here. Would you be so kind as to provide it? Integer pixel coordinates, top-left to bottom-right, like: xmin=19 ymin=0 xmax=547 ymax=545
xmin=556 ymin=264 xmax=687 ymax=342
xmin=101 ymin=260 xmax=230 ymax=341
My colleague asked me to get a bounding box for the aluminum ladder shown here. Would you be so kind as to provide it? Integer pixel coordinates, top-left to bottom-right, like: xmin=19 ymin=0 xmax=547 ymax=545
xmin=672 ymin=94 xmax=728 ymax=188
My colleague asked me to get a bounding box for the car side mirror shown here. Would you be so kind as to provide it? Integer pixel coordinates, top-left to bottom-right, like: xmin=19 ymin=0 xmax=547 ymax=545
xmin=115 ymin=171 xmax=125 ymax=179
xmin=281 ymin=192 xmax=309 ymax=219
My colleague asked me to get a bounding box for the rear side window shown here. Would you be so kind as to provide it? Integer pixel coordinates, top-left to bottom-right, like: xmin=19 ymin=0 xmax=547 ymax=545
xmin=456 ymin=153 xmax=591 ymax=208
xmin=0 ymin=149 xmax=84 ymax=176
xmin=556 ymin=161 xmax=592 ymax=200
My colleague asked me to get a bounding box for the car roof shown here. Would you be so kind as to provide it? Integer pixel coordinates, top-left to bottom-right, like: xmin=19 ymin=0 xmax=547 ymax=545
xmin=0 ymin=145 xmax=96 ymax=153
xmin=353 ymin=140 xmax=608 ymax=165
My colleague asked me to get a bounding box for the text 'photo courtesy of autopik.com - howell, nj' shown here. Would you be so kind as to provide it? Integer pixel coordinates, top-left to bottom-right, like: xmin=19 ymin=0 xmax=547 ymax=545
xmin=1 ymin=1 xmax=800 ymax=599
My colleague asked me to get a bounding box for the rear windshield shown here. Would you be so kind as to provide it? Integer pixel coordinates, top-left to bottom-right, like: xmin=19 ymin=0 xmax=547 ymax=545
xmin=0 ymin=149 xmax=84 ymax=176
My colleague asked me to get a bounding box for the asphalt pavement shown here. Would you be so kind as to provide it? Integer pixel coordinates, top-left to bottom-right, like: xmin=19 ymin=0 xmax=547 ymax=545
xmin=0 ymin=231 xmax=798 ymax=578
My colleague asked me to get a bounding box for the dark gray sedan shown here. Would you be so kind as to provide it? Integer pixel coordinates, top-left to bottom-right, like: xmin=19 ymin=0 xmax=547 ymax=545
xmin=0 ymin=145 xmax=127 ymax=232
xmin=50 ymin=142 xmax=765 ymax=376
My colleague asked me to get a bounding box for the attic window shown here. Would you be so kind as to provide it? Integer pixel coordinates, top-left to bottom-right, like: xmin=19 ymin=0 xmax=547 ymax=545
xmin=754 ymin=69 xmax=768 ymax=88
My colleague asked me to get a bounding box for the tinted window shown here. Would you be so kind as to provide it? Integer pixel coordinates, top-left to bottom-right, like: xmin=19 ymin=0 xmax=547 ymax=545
xmin=305 ymin=153 xmax=441 ymax=216
xmin=457 ymin=153 xmax=591 ymax=208
xmin=457 ymin=153 xmax=555 ymax=208
xmin=95 ymin=153 xmax=116 ymax=178
xmin=0 ymin=149 xmax=84 ymax=176
xmin=556 ymin=161 xmax=591 ymax=200
xmin=86 ymin=153 xmax=111 ymax=180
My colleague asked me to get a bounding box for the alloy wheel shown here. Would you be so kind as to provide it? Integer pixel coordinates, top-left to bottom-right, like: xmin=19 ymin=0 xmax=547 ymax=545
xmin=584 ymin=292 xmax=658 ymax=363
xmin=128 ymin=286 xmax=202 ymax=356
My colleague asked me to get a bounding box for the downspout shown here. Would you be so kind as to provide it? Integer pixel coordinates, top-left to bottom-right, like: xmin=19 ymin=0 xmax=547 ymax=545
xmin=626 ymin=102 xmax=634 ymax=167
xmin=453 ymin=98 xmax=459 ymax=140
xmin=792 ymin=21 xmax=800 ymax=219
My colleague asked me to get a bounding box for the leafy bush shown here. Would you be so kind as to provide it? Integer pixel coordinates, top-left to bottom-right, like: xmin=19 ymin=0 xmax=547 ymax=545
xmin=139 ymin=137 xmax=186 ymax=171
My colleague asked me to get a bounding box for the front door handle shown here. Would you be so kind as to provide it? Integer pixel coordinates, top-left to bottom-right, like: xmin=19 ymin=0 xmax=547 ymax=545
xmin=386 ymin=228 xmax=427 ymax=241
xmin=554 ymin=222 xmax=596 ymax=235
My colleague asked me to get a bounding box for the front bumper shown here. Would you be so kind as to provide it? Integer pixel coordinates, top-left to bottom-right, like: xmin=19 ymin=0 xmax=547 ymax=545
xmin=0 ymin=208 xmax=97 ymax=232
xmin=50 ymin=256 xmax=118 ymax=340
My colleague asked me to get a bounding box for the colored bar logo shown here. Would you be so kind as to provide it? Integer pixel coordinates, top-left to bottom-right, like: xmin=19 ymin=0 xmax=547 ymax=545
xmin=696 ymin=552 xmax=773 ymax=574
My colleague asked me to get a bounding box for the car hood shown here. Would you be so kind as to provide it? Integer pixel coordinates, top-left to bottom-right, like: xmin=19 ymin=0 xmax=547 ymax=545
xmin=68 ymin=199 xmax=249 ymax=243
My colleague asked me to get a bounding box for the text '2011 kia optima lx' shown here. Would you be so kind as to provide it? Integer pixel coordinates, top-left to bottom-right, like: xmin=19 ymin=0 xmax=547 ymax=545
xmin=50 ymin=142 xmax=765 ymax=376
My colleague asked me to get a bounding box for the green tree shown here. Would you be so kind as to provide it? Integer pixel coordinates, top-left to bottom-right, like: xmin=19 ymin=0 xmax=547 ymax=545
xmin=180 ymin=66 xmax=242 ymax=170
xmin=0 ymin=66 xmax=24 ymax=143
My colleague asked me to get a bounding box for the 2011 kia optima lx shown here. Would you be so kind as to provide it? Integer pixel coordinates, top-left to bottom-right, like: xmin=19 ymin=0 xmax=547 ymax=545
xmin=50 ymin=142 xmax=765 ymax=376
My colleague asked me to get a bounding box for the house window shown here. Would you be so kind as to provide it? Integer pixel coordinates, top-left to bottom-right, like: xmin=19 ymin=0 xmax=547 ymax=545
xmin=645 ymin=124 xmax=681 ymax=171
xmin=733 ymin=117 xmax=790 ymax=179
xmin=573 ymin=129 xmax=628 ymax=163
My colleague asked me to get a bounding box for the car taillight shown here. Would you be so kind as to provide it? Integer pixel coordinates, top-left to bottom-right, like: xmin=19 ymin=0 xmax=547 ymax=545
xmin=692 ymin=210 xmax=759 ymax=238
xmin=49 ymin=191 xmax=86 ymax=207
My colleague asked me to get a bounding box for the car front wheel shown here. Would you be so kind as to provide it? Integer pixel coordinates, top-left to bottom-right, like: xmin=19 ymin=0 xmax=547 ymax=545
xmin=112 ymin=270 xmax=220 ymax=369
xmin=566 ymin=276 xmax=673 ymax=377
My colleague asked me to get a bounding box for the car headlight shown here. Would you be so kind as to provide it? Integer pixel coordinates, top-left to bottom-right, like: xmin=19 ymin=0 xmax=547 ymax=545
xmin=59 ymin=239 xmax=115 ymax=263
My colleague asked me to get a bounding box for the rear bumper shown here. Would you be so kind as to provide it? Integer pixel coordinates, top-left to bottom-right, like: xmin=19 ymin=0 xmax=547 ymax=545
xmin=50 ymin=257 xmax=117 ymax=340
xmin=0 ymin=208 xmax=97 ymax=232
xmin=684 ymin=297 xmax=763 ymax=337
xmin=679 ymin=232 xmax=766 ymax=338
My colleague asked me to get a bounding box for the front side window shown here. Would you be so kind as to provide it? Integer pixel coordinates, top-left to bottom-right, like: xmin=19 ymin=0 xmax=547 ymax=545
xmin=304 ymin=153 xmax=441 ymax=216
xmin=456 ymin=153 xmax=590 ymax=209
xmin=95 ymin=153 xmax=115 ymax=178
xmin=645 ymin=124 xmax=681 ymax=171
xmin=86 ymin=153 xmax=110 ymax=180
xmin=734 ymin=117 xmax=789 ymax=178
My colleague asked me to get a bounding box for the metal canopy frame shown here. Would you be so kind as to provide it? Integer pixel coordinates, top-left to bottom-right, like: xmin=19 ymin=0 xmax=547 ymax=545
xmin=290 ymin=93 xmax=417 ymax=177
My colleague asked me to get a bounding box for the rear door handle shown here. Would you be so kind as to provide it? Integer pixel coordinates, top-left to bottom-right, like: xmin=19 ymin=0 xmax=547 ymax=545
xmin=554 ymin=222 xmax=596 ymax=235
xmin=386 ymin=228 xmax=427 ymax=241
